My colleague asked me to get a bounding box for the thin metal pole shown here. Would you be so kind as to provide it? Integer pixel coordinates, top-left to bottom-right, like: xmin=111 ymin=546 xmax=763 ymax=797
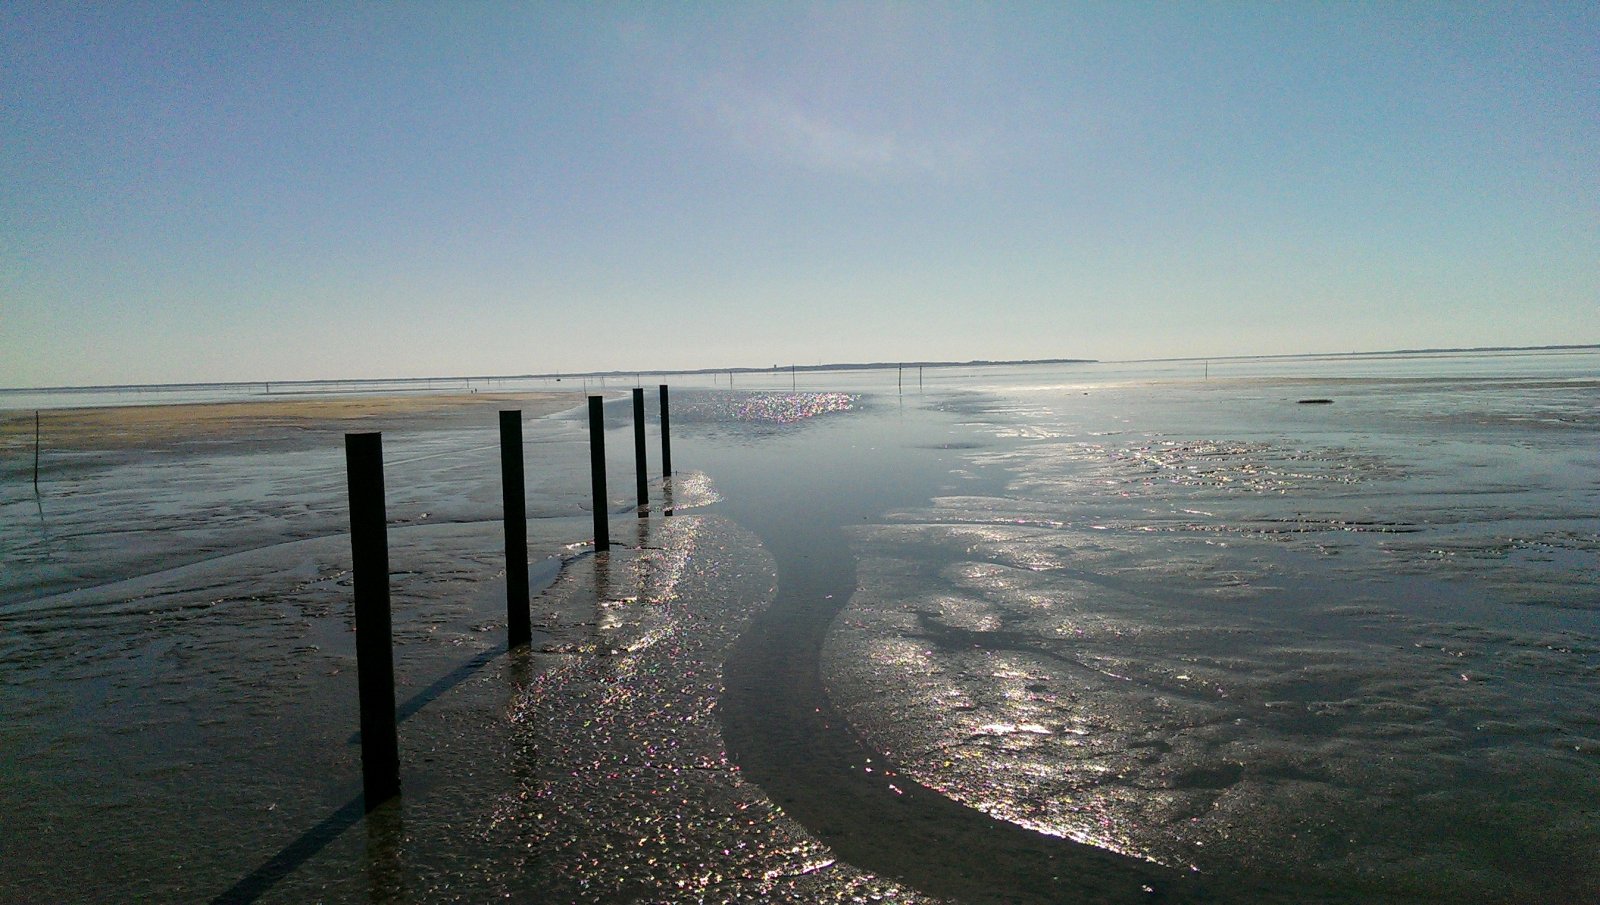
xmin=588 ymin=396 xmax=610 ymax=552
xmin=33 ymin=411 xmax=40 ymax=495
xmin=499 ymin=410 xmax=531 ymax=648
xmin=345 ymin=432 xmax=399 ymax=811
xmin=632 ymin=387 xmax=648 ymax=515
xmin=659 ymin=385 xmax=672 ymax=479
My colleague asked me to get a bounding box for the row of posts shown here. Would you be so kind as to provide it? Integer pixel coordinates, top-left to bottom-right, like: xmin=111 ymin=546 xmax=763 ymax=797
xmin=345 ymin=386 xmax=672 ymax=810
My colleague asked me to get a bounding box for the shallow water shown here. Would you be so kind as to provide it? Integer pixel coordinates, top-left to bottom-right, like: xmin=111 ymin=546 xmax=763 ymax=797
xmin=0 ymin=388 xmax=940 ymax=903
xmin=2 ymin=350 xmax=1597 ymax=903
xmin=803 ymin=359 xmax=1600 ymax=902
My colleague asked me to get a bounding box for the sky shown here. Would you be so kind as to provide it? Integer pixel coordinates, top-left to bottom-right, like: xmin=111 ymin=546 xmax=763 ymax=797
xmin=3 ymin=2 xmax=1596 ymax=387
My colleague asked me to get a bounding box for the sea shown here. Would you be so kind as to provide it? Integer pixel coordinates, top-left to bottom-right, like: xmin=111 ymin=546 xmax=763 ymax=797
xmin=1 ymin=348 xmax=1596 ymax=903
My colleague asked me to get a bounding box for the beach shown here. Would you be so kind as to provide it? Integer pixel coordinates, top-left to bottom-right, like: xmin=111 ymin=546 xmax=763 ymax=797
xmin=0 ymin=391 xmax=578 ymax=458
xmin=2 ymin=353 xmax=1598 ymax=902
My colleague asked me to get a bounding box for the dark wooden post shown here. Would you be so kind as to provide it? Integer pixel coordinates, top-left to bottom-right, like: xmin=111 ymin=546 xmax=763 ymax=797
xmin=632 ymin=387 xmax=648 ymax=514
xmin=345 ymin=432 xmax=399 ymax=811
xmin=499 ymin=411 xmax=531 ymax=648
xmin=588 ymin=396 xmax=609 ymax=552
xmin=659 ymin=385 xmax=672 ymax=478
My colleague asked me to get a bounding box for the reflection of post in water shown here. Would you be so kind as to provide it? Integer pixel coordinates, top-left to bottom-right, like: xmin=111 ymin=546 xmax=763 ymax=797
xmin=504 ymin=644 xmax=534 ymax=695
xmin=662 ymin=475 xmax=674 ymax=517
xmin=593 ymin=549 xmax=613 ymax=606
xmin=364 ymin=798 xmax=406 ymax=903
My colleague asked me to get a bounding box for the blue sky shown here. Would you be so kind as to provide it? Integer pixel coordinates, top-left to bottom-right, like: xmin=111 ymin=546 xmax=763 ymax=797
xmin=3 ymin=3 xmax=1596 ymax=386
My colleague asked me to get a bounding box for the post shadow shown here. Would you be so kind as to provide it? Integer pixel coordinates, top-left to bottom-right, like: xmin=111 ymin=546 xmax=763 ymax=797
xmin=208 ymin=794 xmax=367 ymax=904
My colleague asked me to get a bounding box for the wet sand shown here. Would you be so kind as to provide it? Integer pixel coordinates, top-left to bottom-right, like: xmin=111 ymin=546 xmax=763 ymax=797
xmin=0 ymin=391 xmax=582 ymax=459
xmin=1 ymin=390 xmax=600 ymax=601
xmin=1 ymin=387 xmax=943 ymax=902
xmin=5 ymin=363 xmax=1597 ymax=902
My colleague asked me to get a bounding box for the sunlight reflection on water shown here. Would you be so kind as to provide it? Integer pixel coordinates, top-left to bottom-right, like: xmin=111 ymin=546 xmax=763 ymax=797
xmin=823 ymin=368 xmax=1600 ymax=901
xmin=3 ymin=356 xmax=1597 ymax=903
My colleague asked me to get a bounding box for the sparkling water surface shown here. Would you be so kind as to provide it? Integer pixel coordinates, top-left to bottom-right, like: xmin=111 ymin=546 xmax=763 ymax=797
xmin=1 ymin=350 xmax=1595 ymax=902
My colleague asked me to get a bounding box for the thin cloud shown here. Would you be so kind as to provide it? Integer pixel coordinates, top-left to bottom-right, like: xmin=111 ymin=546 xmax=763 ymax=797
xmin=693 ymin=72 xmax=983 ymax=180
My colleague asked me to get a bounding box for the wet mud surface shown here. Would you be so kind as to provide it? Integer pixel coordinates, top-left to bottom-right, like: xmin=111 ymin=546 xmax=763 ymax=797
xmin=3 ymin=363 xmax=1598 ymax=903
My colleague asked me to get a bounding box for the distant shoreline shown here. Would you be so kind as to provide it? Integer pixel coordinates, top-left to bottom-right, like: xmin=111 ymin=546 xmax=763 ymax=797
xmin=3 ymin=343 xmax=1596 ymax=395
xmin=1124 ymin=343 xmax=1600 ymax=365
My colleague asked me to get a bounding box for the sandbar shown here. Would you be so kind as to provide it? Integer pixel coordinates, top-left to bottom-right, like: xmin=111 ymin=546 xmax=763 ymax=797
xmin=0 ymin=391 xmax=586 ymax=456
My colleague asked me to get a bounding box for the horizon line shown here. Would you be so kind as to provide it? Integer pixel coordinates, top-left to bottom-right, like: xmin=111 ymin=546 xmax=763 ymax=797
xmin=3 ymin=343 xmax=1596 ymax=395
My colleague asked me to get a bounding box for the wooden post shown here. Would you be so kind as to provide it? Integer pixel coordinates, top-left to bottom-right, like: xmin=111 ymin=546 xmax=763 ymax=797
xmin=499 ymin=411 xmax=531 ymax=648
xmin=632 ymin=387 xmax=648 ymax=515
xmin=588 ymin=396 xmax=609 ymax=552
xmin=659 ymin=385 xmax=672 ymax=478
xmin=345 ymin=432 xmax=400 ymax=811
xmin=33 ymin=411 xmax=40 ymax=494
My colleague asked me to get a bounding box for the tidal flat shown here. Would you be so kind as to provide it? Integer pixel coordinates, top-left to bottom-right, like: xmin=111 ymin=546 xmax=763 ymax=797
xmin=2 ymin=352 xmax=1597 ymax=902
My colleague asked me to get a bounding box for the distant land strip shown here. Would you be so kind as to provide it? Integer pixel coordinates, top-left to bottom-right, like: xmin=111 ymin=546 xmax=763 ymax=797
xmin=5 ymin=343 xmax=1596 ymax=395
xmin=1 ymin=358 xmax=1097 ymax=395
xmin=646 ymin=357 xmax=1098 ymax=376
xmin=1130 ymin=342 xmax=1600 ymax=364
